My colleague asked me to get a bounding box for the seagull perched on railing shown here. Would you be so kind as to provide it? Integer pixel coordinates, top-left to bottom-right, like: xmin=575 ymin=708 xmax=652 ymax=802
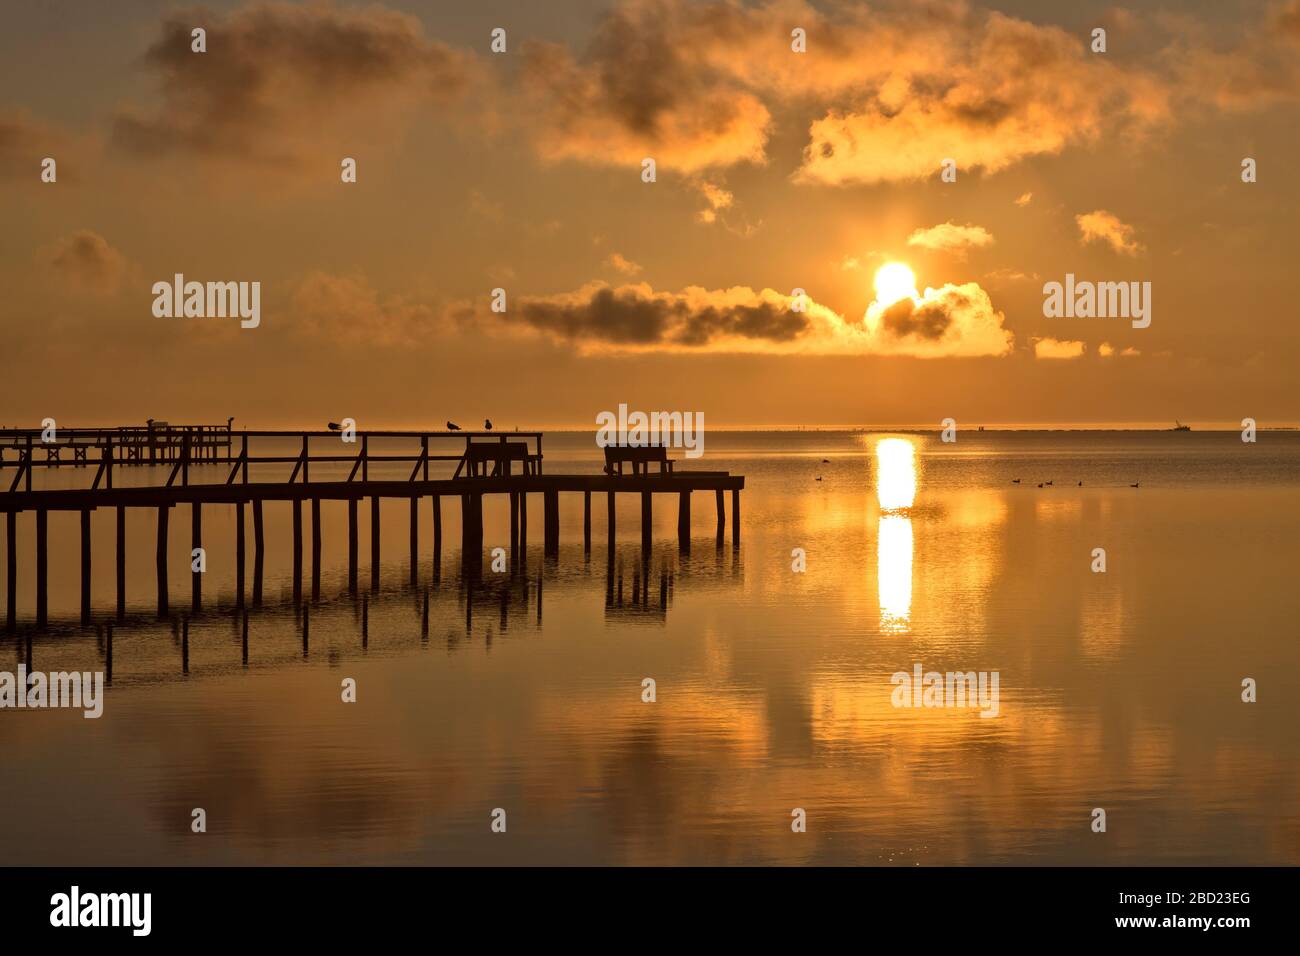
xmin=447 ymin=421 xmax=461 ymax=431
xmin=485 ymin=419 xmax=493 ymax=431
xmin=327 ymin=422 xmax=342 ymax=431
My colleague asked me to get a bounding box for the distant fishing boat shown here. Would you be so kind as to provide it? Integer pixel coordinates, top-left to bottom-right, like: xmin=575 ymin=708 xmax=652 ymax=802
xmin=1172 ymin=421 xmax=1191 ymax=432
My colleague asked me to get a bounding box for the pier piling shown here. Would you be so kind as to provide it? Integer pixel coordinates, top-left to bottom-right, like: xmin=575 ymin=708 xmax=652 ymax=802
xmin=409 ymin=496 xmax=419 ymax=586
xmin=677 ymin=490 xmax=690 ymax=553
xmin=543 ymin=490 xmax=559 ymax=556
xmin=252 ymin=499 xmax=264 ymax=606
xmin=347 ymin=498 xmax=358 ymax=593
xmin=235 ymin=501 xmax=245 ymax=610
xmin=292 ymin=499 xmax=302 ymax=604
xmin=583 ymin=491 xmax=592 ymax=556
xmin=80 ymin=508 xmax=91 ymax=625
xmin=5 ymin=511 xmax=15 ymax=632
xmin=155 ymin=504 xmax=168 ymax=617
xmin=192 ymin=502 xmax=202 ymax=613
xmin=311 ymin=498 xmax=322 ymax=600
xmin=370 ymin=495 xmax=380 ymax=592
xmin=641 ymin=492 xmax=652 ymax=556
xmin=36 ymin=509 xmax=48 ymax=628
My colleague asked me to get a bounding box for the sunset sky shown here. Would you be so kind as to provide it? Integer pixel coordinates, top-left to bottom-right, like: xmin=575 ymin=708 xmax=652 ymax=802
xmin=2 ymin=0 xmax=1297 ymax=428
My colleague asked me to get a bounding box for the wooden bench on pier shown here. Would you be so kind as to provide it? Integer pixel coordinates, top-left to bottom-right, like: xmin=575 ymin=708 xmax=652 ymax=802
xmin=603 ymin=445 xmax=674 ymax=476
xmin=461 ymin=440 xmax=540 ymax=478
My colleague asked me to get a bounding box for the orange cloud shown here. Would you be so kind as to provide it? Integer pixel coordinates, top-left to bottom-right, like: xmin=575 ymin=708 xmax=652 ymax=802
xmin=1076 ymin=210 xmax=1144 ymax=256
xmin=1033 ymin=337 xmax=1086 ymax=359
xmin=794 ymin=9 xmax=1170 ymax=185
xmin=907 ymin=222 xmax=995 ymax=255
xmin=605 ymin=253 xmax=643 ymax=276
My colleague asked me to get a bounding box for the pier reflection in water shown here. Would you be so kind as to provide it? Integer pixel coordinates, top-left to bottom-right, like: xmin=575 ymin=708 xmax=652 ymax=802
xmin=5 ymin=540 xmax=737 ymax=684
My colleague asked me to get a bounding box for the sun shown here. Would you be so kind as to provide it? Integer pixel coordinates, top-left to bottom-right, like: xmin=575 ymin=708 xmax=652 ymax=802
xmin=873 ymin=262 xmax=918 ymax=305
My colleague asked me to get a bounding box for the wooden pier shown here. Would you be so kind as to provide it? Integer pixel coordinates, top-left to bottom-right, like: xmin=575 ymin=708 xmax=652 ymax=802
xmin=0 ymin=420 xmax=235 ymax=468
xmin=0 ymin=428 xmax=743 ymax=631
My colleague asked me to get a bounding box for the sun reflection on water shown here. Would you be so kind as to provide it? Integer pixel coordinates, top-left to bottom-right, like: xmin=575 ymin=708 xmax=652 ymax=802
xmin=876 ymin=438 xmax=917 ymax=633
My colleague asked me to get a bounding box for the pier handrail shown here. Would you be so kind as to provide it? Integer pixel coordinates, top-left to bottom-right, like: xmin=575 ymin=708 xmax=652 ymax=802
xmin=0 ymin=429 xmax=545 ymax=494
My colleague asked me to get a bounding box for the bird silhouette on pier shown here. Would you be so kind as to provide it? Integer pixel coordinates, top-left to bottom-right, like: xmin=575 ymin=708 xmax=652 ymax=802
xmin=447 ymin=421 xmax=461 ymax=431
xmin=485 ymin=419 xmax=493 ymax=431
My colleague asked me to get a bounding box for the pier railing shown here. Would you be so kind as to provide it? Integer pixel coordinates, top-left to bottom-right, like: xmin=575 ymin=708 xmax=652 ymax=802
xmin=0 ymin=429 xmax=544 ymax=494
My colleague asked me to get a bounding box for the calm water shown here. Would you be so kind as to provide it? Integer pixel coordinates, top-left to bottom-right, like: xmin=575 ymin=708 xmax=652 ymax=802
xmin=2 ymin=431 xmax=1298 ymax=865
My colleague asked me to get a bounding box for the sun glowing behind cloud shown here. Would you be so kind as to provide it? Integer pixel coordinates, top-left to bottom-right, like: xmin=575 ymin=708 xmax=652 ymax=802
xmin=873 ymin=262 xmax=918 ymax=305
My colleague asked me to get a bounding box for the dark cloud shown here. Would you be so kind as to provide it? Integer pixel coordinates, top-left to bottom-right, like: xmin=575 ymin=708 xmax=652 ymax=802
xmin=42 ymin=231 xmax=130 ymax=294
xmin=519 ymin=0 xmax=769 ymax=171
xmin=112 ymin=2 xmax=476 ymax=165
xmin=515 ymin=284 xmax=807 ymax=348
xmin=878 ymin=296 xmax=954 ymax=341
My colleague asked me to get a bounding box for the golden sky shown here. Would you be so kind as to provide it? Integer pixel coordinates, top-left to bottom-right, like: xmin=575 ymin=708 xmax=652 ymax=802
xmin=2 ymin=0 xmax=1297 ymax=427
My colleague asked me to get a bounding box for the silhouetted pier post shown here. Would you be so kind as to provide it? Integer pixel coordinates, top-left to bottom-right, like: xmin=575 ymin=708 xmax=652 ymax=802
xmin=291 ymin=499 xmax=302 ymax=604
xmin=519 ymin=492 xmax=528 ymax=550
xmin=509 ymin=492 xmax=519 ymax=556
xmin=715 ymin=489 xmax=725 ymax=542
xmin=583 ymin=491 xmax=592 ymax=556
xmin=432 ymin=495 xmax=442 ymax=579
xmin=35 ymin=509 xmax=48 ymax=628
xmin=732 ymin=489 xmax=740 ymax=547
xmin=311 ymin=498 xmax=321 ymax=600
xmin=252 ymin=499 xmax=264 ymax=605
xmin=116 ymin=505 xmax=127 ymax=621
xmin=5 ymin=511 xmax=15 ymax=632
xmin=155 ymin=504 xmax=168 ymax=616
xmin=235 ymin=502 xmax=246 ymax=609
xmin=606 ymin=490 xmax=616 ymax=556
xmin=677 ymin=490 xmax=690 ymax=553
xmin=80 ymin=508 xmax=92 ymax=625
xmin=543 ymin=490 xmax=559 ymax=556
xmin=192 ymin=502 xmax=202 ymax=613
xmin=370 ymin=496 xmax=381 ymax=591
xmin=640 ymin=491 xmax=652 ymax=556
xmin=461 ymin=492 xmax=484 ymax=553
xmin=409 ymin=496 xmax=419 ymax=585
xmin=347 ymin=498 xmax=358 ymax=593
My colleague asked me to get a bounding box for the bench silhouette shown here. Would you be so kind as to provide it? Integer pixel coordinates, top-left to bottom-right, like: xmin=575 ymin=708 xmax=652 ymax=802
xmin=603 ymin=445 xmax=674 ymax=476
xmin=464 ymin=441 xmax=537 ymax=477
